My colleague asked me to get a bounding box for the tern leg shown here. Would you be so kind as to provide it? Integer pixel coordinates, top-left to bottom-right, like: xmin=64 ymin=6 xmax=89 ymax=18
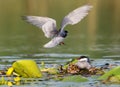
xmin=59 ymin=42 xmax=65 ymax=45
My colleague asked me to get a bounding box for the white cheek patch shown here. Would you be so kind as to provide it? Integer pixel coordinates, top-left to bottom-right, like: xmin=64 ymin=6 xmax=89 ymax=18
xmin=79 ymin=58 xmax=88 ymax=62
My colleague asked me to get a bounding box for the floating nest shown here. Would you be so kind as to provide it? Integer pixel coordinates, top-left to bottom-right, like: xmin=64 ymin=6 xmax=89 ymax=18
xmin=59 ymin=63 xmax=104 ymax=76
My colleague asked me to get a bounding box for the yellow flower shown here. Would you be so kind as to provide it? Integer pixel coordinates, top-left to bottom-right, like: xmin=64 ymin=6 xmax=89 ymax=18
xmin=6 ymin=67 xmax=14 ymax=76
xmin=7 ymin=81 xmax=13 ymax=87
xmin=14 ymin=77 xmax=21 ymax=82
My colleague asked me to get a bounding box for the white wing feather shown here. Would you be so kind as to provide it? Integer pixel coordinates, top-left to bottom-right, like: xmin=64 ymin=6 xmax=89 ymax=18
xmin=61 ymin=4 xmax=93 ymax=30
xmin=23 ymin=16 xmax=57 ymax=38
xmin=44 ymin=37 xmax=64 ymax=48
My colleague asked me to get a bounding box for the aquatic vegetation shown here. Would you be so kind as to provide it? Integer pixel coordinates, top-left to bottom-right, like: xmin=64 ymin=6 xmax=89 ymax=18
xmin=0 ymin=76 xmax=7 ymax=85
xmin=6 ymin=67 xmax=14 ymax=76
xmin=0 ymin=58 xmax=119 ymax=86
xmin=12 ymin=60 xmax=42 ymax=78
xmin=62 ymin=75 xmax=88 ymax=82
xmin=0 ymin=60 xmax=42 ymax=86
xmin=41 ymin=67 xmax=58 ymax=74
xmin=60 ymin=58 xmax=104 ymax=76
xmin=98 ymin=66 xmax=120 ymax=84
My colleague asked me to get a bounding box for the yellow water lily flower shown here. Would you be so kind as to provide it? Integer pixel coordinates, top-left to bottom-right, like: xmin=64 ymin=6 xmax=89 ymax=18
xmin=7 ymin=81 xmax=13 ymax=87
xmin=6 ymin=67 xmax=14 ymax=76
xmin=14 ymin=77 xmax=21 ymax=82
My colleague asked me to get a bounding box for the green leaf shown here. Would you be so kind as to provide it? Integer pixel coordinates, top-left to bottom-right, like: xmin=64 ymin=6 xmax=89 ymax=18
xmin=98 ymin=66 xmax=120 ymax=80
xmin=12 ymin=60 xmax=42 ymax=78
xmin=109 ymin=75 xmax=120 ymax=83
xmin=62 ymin=75 xmax=88 ymax=82
xmin=63 ymin=59 xmax=78 ymax=69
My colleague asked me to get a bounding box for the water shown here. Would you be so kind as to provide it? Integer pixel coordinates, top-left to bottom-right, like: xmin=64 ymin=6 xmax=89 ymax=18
xmin=0 ymin=0 xmax=120 ymax=87
xmin=0 ymin=53 xmax=120 ymax=87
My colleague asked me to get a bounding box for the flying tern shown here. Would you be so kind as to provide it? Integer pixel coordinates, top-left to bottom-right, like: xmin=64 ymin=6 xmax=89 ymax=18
xmin=22 ymin=4 xmax=93 ymax=48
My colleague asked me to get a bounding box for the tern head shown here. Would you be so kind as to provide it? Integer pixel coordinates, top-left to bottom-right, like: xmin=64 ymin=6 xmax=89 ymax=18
xmin=59 ymin=30 xmax=68 ymax=38
xmin=77 ymin=56 xmax=91 ymax=63
xmin=76 ymin=56 xmax=91 ymax=69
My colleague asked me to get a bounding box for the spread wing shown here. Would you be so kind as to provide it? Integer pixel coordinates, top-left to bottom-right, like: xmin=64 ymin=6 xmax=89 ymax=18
xmin=22 ymin=16 xmax=58 ymax=38
xmin=60 ymin=4 xmax=93 ymax=31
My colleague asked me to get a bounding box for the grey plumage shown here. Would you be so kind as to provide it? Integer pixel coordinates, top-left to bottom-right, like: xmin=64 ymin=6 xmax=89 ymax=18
xmin=22 ymin=4 xmax=93 ymax=48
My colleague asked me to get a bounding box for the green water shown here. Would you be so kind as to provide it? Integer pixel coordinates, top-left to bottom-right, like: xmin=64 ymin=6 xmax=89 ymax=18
xmin=0 ymin=0 xmax=120 ymax=58
xmin=0 ymin=0 xmax=120 ymax=87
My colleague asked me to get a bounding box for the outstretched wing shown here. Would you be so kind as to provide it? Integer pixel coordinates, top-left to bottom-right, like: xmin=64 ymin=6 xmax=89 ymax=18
xmin=60 ymin=4 xmax=93 ymax=31
xmin=22 ymin=16 xmax=58 ymax=38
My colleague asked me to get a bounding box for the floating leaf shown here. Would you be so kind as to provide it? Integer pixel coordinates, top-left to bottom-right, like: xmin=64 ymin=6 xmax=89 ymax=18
xmin=62 ymin=75 xmax=88 ymax=82
xmin=12 ymin=60 xmax=42 ymax=78
xmin=98 ymin=66 xmax=120 ymax=80
xmin=108 ymin=75 xmax=120 ymax=83
xmin=41 ymin=68 xmax=58 ymax=74
xmin=47 ymin=68 xmax=58 ymax=74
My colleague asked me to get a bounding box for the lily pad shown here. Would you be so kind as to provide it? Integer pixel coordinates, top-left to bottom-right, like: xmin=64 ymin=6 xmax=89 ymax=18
xmin=98 ymin=66 xmax=120 ymax=80
xmin=41 ymin=68 xmax=58 ymax=74
xmin=62 ymin=75 xmax=88 ymax=82
xmin=108 ymin=75 xmax=120 ymax=83
xmin=12 ymin=60 xmax=42 ymax=78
